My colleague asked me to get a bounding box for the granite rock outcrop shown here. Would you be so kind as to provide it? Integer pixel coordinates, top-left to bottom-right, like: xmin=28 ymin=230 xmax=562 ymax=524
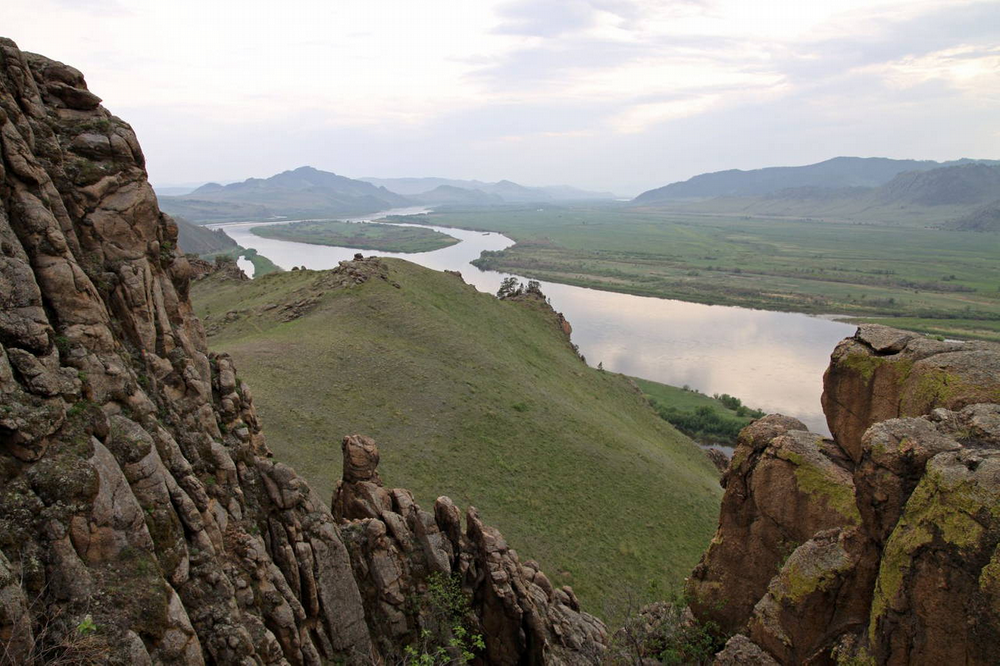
xmin=687 ymin=325 xmax=1000 ymax=665
xmin=0 ymin=38 xmax=606 ymax=664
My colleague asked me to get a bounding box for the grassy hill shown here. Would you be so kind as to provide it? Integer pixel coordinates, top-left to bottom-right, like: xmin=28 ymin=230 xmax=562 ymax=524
xmin=191 ymin=258 xmax=722 ymax=618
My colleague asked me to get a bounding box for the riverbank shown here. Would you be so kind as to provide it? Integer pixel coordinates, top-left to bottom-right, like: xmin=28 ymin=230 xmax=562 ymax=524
xmin=210 ymin=209 xmax=855 ymax=432
xmin=405 ymin=205 xmax=1000 ymax=342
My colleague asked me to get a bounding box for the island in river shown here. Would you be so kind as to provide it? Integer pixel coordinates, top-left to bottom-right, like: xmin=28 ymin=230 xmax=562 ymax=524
xmin=250 ymin=219 xmax=459 ymax=253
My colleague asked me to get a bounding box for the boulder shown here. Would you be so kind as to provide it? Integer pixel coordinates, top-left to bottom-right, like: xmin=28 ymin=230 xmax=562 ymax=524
xmin=687 ymin=416 xmax=859 ymax=634
xmin=822 ymin=324 xmax=1000 ymax=461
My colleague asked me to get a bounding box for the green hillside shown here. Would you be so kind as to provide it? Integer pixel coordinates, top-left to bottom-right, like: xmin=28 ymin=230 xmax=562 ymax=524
xmin=191 ymin=258 xmax=722 ymax=617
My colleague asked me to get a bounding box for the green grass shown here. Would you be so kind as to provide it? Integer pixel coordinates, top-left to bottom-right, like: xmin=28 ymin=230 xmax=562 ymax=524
xmin=251 ymin=220 xmax=459 ymax=252
xmin=192 ymin=259 xmax=722 ymax=619
xmin=631 ymin=378 xmax=763 ymax=446
xmin=404 ymin=204 xmax=1000 ymax=341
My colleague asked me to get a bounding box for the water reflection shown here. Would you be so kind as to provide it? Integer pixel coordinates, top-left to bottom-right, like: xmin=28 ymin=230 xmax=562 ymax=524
xmin=235 ymin=255 xmax=255 ymax=278
xmin=211 ymin=209 xmax=855 ymax=434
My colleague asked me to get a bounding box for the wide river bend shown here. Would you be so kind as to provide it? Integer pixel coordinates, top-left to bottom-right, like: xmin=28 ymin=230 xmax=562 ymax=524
xmin=211 ymin=208 xmax=855 ymax=434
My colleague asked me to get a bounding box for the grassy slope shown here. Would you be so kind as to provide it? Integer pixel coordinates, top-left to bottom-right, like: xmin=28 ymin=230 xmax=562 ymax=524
xmin=413 ymin=205 xmax=1000 ymax=340
xmin=251 ymin=220 xmax=459 ymax=252
xmin=192 ymin=259 xmax=722 ymax=618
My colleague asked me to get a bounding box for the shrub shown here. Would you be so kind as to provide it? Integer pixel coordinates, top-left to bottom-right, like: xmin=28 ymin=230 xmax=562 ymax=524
xmin=402 ymin=573 xmax=484 ymax=665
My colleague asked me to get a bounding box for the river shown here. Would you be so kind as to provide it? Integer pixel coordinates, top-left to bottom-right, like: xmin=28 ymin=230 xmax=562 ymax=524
xmin=210 ymin=208 xmax=855 ymax=434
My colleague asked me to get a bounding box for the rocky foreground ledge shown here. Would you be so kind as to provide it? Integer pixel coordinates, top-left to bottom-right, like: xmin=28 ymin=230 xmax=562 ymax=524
xmin=0 ymin=37 xmax=604 ymax=664
xmin=688 ymin=325 xmax=1000 ymax=665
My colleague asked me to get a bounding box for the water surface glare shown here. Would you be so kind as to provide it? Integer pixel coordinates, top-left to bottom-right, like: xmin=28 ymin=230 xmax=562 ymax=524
xmin=211 ymin=209 xmax=855 ymax=434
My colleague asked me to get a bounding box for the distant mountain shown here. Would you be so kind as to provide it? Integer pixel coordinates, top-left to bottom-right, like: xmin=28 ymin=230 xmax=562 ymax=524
xmin=362 ymin=176 xmax=614 ymax=202
xmin=634 ymin=157 xmax=999 ymax=204
xmin=410 ymin=185 xmax=504 ymax=205
xmin=159 ymin=167 xmax=412 ymax=222
xmin=487 ymin=179 xmax=552 ymax=202
xmin=155 ymin=185 xmax=201 ymax=196
xmin=538 ymin=184 xmax=617 ymax=200
xmin=174 ymin=216 xmax=239 ymax=255
xmin=873 ymin=163 xmax=1000 ymax=207
xmin=361 ymin=177 xmax=488 ymax=196
xmin=637 ymin=163 xmax=1000 ymax=227
xmin=942 ymin=200 xmax=1000 ymax=232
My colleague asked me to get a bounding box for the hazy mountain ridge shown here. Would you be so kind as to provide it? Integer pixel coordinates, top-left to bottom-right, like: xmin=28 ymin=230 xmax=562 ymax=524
xmin=410 ymin=184 xmax=505 ymax=205
xmin=944 ymin=199 xmax=1000 ymax=232
xmin=635 ymin=156 xmax=1000 ymax=204
xmin=159 ymin=166 xmax=411 ymax=222
xmin=363 ymin=175 xmax=616 ymax=201
xmin=636 ymin=160 xmax=1000 ymax=227
xmin=157 ymin=169 xmax=615 ymax=222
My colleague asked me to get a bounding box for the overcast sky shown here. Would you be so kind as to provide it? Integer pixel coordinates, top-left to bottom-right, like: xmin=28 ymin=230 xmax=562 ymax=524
xmin=5 ymin=0 xmax=999 ymax=194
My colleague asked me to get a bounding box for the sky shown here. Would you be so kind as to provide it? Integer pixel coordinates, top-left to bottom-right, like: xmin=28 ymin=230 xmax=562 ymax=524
xmin=4 ymin=0 xmax=999 ymax=195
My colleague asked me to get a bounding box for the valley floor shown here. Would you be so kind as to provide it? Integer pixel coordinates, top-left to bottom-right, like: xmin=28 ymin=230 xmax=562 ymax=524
xmin=403 ymin=204 xmax=1000 ymax=341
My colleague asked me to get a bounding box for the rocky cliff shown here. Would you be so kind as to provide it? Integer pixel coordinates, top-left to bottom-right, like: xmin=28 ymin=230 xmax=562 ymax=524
xmin=689 ymin=325 xmax=1000 ymax=665
xmin=0 ymin=38 xmax=605 ymax=664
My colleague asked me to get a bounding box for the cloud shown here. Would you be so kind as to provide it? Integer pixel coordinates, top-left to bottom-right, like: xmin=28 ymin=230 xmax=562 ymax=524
xmin=493 ymin=0 xmax=600 ymax=37
xmin=860 ymin=45 xmax=1000 ymax=99
xmin=4 ymin=0 xmax=998 ymax=192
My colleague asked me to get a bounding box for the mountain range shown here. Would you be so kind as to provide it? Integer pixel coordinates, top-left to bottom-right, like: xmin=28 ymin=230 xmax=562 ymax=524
xmin=634 ymin=156 xmax=1000 ymax=203
xmin=157 ymin=168 xmax=617 ymax=222
xmin=634 ymin=158 xmax=1000 ymax=227
xmin=361 ymin=176 xmax=616 ymax=201
xmin=158 ymin=166 xmax=411 ymax=222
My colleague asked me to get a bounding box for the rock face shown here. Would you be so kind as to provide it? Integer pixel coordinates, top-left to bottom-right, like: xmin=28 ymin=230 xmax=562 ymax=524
xmin=334 ymin=435 xmax=607 ymax=665
xmin=0 ymin=38 xmax=606 ymax=664
xmin=689 ymin=325 xmax=1000 ymax=665
xmin=822 ymin=324 xmax=1000 ymax=462
xmin=687 ymin=415 xmax=859 ymax=635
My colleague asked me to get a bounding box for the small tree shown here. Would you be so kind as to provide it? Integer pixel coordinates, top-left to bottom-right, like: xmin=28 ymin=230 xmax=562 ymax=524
xmin=496 ymin=277 xmax=522 ymax=299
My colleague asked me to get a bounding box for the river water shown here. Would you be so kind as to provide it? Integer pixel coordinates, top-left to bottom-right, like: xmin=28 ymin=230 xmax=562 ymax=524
xmin=210 ymin=208 xmax=855 ymax=434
